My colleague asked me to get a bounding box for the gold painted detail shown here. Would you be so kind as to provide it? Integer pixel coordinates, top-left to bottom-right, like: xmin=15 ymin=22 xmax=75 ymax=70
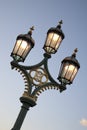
xmin=29 ymin=67 xmax=48 ymax=86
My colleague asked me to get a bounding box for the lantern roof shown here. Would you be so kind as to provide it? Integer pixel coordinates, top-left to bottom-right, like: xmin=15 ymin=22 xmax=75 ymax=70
xmin=62 ymin=48 xmax=80 ymax=68
xmin=47 ymin=20 xmax=65 ymax=40
xmin=17 ymin=26 xmax=35 ymax=47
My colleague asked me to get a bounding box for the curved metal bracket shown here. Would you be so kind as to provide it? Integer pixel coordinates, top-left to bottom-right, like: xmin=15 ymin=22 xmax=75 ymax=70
xmin=10 ymin=53 xmax=66 ymax=102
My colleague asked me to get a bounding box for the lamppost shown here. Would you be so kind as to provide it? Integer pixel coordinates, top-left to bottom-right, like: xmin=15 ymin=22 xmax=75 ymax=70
xmin=10 ymin=20 xmax=80 ymax=130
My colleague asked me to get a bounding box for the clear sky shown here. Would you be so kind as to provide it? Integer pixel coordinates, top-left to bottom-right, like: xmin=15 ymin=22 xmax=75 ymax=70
xmin=0 ymin=0 xmax=87 ymax=130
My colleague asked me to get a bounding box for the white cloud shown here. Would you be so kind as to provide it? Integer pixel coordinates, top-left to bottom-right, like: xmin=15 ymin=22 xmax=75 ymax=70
xmin=80 ymin=118 xmax=87 ymax=127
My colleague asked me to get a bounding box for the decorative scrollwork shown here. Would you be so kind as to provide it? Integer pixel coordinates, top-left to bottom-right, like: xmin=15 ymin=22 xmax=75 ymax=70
xmin=29 ymin=67 xmax=48 ymax=87
xmin=11 ymin=54 xmax=66 ymax=102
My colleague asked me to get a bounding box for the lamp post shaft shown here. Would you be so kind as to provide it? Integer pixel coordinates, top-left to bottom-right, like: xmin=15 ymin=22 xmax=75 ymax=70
xmin=11 ymin=96 xmax=36 ymax=130
xmin=11 ymin=102 xmax=30 ymax=130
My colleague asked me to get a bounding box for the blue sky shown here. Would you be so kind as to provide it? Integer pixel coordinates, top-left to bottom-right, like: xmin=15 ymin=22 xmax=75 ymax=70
xmin=0 ymin=0 xmax=87 ymax=130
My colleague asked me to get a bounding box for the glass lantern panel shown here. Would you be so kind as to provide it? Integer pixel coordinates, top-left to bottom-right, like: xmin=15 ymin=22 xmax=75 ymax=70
xmin=13 ymin=39 xmax=22 ymax=54
xmin=44 ymin=32 xmax=62 ymax=54
xmin=46 ymin=33 xmax=53 ymax=46
xmin=64 ymin=64 xmax=75 ymax=80
xmin=62 ymin=64 xmax=78 ymax=82
xmin=17 ymin=40 xmax=27 ymax=56
xmin=44 ymin=33 xmax=55 ymax=53
xmin=55 ymin=36 xmax=62 ymax=50
xmin=61 ymin=64 xmax=68 ymax=78
xmin=50 ymin=33 xmax=60 ymax=47
xmin=22 ymin=42 xmax=31 ymax=59
xmin=70 ymin=66 xmax=78 ymax=82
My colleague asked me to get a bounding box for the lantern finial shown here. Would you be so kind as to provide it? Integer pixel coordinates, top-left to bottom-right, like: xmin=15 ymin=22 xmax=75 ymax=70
xmin=59 ymin=20 xmax=63 ymax=25
xmin=57 ymin=20 xmax=63 ymax=29
xmin=72 ymin=48 xmax=78 ymax=57
xmin=28 ymin=26 xmax=34 ymax=35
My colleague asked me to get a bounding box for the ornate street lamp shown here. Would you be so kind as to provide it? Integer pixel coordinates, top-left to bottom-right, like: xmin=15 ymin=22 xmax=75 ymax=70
xmin=10 ymin=21 xmax=80 ymax=130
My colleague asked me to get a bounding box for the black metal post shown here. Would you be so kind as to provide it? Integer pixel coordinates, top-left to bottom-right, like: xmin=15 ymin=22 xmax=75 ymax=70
xmin=11 ymin=96 xmax=36 ymax=130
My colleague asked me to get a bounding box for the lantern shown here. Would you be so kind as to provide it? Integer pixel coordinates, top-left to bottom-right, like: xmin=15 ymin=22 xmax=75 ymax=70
xmin=43 ymin=20 xmax=65 ymax=54
xmin=58 ymin=49 xmax=80 ymax=85
xmin=11 ymin=26 xmax=35 ymax=62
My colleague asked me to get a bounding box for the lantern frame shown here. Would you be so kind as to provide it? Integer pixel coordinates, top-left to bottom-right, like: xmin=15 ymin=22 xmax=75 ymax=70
xmin=11 ymin=27 xmax=35 ymax=62
xmin=58 ymin=49 xmax=80 ymax=85
xmin=43 ymin=20 xmax=65 ymax=54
